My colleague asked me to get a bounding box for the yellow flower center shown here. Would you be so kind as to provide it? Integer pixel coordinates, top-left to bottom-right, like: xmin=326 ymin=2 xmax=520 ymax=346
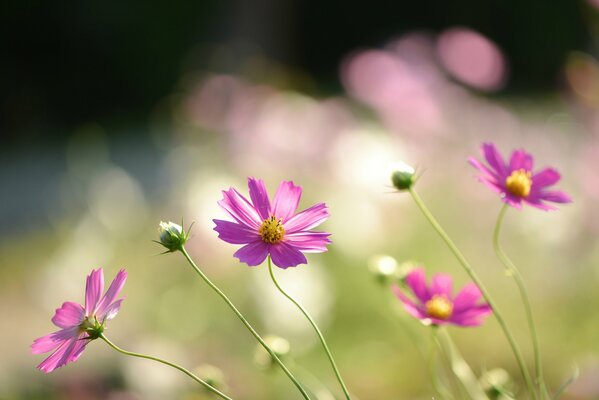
xmin=505 ymin=169 xmax=532 ymax=198
xmin=425 ymin=295 xmax=453 ymax=320
xmin=259 ymin=216 xmax=285 ymax=244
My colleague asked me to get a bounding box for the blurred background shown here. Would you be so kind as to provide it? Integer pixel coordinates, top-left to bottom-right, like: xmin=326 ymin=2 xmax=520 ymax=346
xmin=2 ymin=0 xmax=599 ymax=399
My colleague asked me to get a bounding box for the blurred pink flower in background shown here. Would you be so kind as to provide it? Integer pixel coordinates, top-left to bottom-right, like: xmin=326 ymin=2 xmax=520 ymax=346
xmin=214 ymin=178 xmax=331 ymax=268
xmin=436 ymin=27 xmax=507 ymax=91
xmin=31 ymin=269 xmax=127 ymax=373
xmin=469 ymin=142 xmax=572 ymax=210
xmin=393 ymin=268 xmax=492 ymax=327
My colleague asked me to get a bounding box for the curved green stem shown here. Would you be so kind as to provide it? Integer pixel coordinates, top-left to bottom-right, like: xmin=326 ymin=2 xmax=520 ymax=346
xmin=267 ymin=256 xmax=352 ymax=400
xmin=179 ymin=247 xmax=311 ymax=400
xmin=493 ymin=204 xmax=547 ymax=399
xmin=408 ymin=188 xmax=537 ymax=400
xmin=100 ymin=334 xmax=233 ymax=400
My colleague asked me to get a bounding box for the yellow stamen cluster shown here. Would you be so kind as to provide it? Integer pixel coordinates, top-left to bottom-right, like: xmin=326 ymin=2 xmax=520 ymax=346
xmin=425 ymin=295 xmax=453 ymax=320
xmin=505 ymin=169 xmax=532 ymax=198
xmin=259 ymin=216 xmax=285 ymax=244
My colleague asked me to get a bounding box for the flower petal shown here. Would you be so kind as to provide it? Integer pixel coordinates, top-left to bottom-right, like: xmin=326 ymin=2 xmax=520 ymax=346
xmin=532 ymin=168 xmax=561 ymax=189
xmin=509 ymin=149 xmax=533 ymax=172
xmin=272 ymin=181 xmax=302 ymax=222
xmin=284 ymin=232 xmax=331 ymax=253
xmin=85 ymin=269 xmax=104 ymax=316
xmin=31 ymin=327 xmax=78 ymax=354
xmin=248 ymin=177 xmax=272 ymax=220
xmin=392 ymin=285 xmax=427 ymax=320
xmin=269 ymin=242 xmax=308 ymax=269
xmin=100 ymin=298 xmax=123 ymax=321
xmin=51 ymin=302 xmax=84 ymax=329
xmin=431 ymin=274 xmax=453 ymax=298
xmin=37 ymin=334 xmax=89 ymax=374
xmin=218 ymin=188 xmax=262 ymax=229
xmin=283 ymin=203 xmax=329 ymax=234
xmin=213 ymin=219 xmax=259 ymax=244
xmin=233 ymin=241 xmax=269 ymax=266
xmin=539 ymin=190 xmax=572 ymax=204
xmin=96 ymin=269 xmax=127 ymax=320
xmin=482 ymin=143 xmax=507 ymax=177
xmin=452 ymin=283 xmax=483 ymax=312
xmin=450 ymin=304 xmax=492 ymax=326
xmin=468 ymin=157 xmax=501 ymax=182
xmin=405 ymin=268 xmax=430 ymax=304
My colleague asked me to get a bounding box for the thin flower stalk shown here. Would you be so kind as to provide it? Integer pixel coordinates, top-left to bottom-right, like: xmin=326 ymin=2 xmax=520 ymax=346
xmin=408 ymin=187 xmax=537 ymax=400
xmin=100 ymin=334 xmax=233 ymax=400
xmin=267 ymin=256 xmax=352 ymax=400
xmin=179 ymin=246 xmax=312 ymax=400
xmin=493 ymin=204 xmax=548 ymax=399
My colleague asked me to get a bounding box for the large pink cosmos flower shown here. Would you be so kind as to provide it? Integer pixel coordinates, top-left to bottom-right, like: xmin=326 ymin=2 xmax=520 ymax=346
xmin=393 ymin=268 xmax=492 ymax=327
xmin=469 ymin=142 xmax=572 ymax=210
xmin=214 ymin=178 xmax=331 ymax=268
xmin=31 ymin=268 xmax=127 ymax=373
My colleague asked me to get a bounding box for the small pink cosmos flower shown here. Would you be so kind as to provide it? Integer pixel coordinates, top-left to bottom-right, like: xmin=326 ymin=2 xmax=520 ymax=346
xmin=31 ymin=268 xmax=127 ymax=373
xmin=392 ymin=268 xmax=492 ymax=327
xmin=469 ymin=142 xmax=572 ymax=210
xmin=214 ymin=178 xmax=331 ymax=268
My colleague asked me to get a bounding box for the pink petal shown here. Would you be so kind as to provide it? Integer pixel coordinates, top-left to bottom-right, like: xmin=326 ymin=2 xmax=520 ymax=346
xmin=431 ymin=274 xmax=453 ymax=298
xmin=452 ymin=283 xmax=483 ymax=312
xmin=539 ymin=190 xmax=572 ymax=204
xmin=450 ymin=304 xmax=492 ymax=326
xmin=283 ymin=203 xmax=329 ymax=234
xmin=284 ymin=232 xmax=331 ymax=253
xmin=218 ymin=188 xmax=262 ymax=229
xmin=482 ymin=143 xmax=507 ymax=177
xmin=272 ymin=181 xmax=303 ymax=222
xmin=523 ymin=198 xmax=558 ymax=211
xmin=532 ymin=168 xmax=561 ymax=189
xmin=405 ymin=268 xmax=430 ymax=303
xmin=248 ymin=177 xmax=272 ymax=220
xmin=269 ymin=242 xmax=308 ymax=269
xmin=51 ymin=302 xmax=84 ymax=329
xmin=392 ymin=285 xmax=427 ymax=320
xmin=37 ymin=334 xmax=89 ymax=374
xmin=100 ymin=298 xmax=123 ymax=321
xmin=96 ymin=269 xmax=127 ymax=320
xmin=213 ymin=219 xmax=259 ymax=244
xmin=508 ymin=149 xmax=533 ymax=172
xmin=85 ymin=269 xmax=104 ymax=316
xmin=31 ymin=327 xmax=78 ymax=354
xmin=233 ymin=241 xmax=270 ymax=266
xmin=468 ymin=157 xmax=501 ymax=181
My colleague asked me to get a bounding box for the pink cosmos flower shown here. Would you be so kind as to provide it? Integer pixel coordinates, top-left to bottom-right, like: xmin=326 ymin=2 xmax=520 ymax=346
xmin=393 ymin=268 xmax=492 ymax=327
xmin=31 ymin=268 xmax=127 ymax=373
xmin=214 ymin=178 xmax=331 ymax=268
xmin=469 ymin=142 xmax=572 ymax=210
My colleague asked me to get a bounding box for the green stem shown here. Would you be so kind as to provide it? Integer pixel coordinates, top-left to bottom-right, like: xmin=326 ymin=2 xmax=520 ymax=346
xmin=493 ymin=204 xmax=547 ymax=399
xmin=428 ymin=328 xmax=453 ymax=399
xmin=408 ymin=188 xmax=537 ymax=400
xmin=100 ymin=334 xmax=233 ymax=400
xmin=267 ymin=256 xmax=352 ymax=400
xmin=179 ymin=247 xmax=311 ymax=400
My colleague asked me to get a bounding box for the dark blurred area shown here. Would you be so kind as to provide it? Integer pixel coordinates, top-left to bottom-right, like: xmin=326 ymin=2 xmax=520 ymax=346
xmin=0 ymin=0 xmax=590 ymax=147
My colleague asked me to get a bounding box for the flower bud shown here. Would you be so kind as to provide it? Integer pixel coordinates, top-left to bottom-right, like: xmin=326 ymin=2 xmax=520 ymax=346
xmin=390 ymin=162 xmax=416 ymax=191
xmin=157 ymin=221 xmax=188 ymax=252
xmin=479 ymin=368 xmax=513 ymax=399
xmin=194 ymin=364 xmax=228 ymax=392
xmin=254 ymin=335 xmax=291 ymax=369
xmin=368 ymin=255 xmax=399 ymax=285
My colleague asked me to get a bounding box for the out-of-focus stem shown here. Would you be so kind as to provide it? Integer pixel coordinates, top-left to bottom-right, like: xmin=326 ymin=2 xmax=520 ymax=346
xmin=179 ymin=247 xmax=311 ymax=400
xmin=408 ymin=188 xmax=537 ymax=400
xmin=268 ymin=256 xmax=352 ymax=400
xmin=100 ymin=334 xmax=233 ymax=400
xmin=493 ymin=204 xmax=547 ymax=399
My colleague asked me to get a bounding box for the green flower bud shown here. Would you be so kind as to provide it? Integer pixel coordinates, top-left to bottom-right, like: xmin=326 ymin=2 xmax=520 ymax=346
xmin=157 ymin=221 xmax=189 ymax=252
xmin=254 ymin=335 xmax=291 ymax=369
xmin=390 ymin=162 xmax=416 ymax=191
xmin=194 ymin=364 xmax=228 ymax=392
xmin=79 ymin=316 xmax=105 ymax=340
xmin=368 ymin=255 xmax=399 ymax=285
